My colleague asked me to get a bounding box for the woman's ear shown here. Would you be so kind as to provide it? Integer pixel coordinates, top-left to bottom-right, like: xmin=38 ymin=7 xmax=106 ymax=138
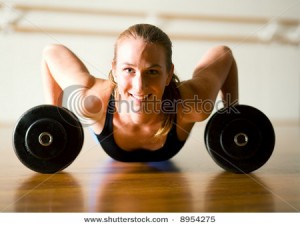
xmin=166 ymin=64 xmax=174 ymax=86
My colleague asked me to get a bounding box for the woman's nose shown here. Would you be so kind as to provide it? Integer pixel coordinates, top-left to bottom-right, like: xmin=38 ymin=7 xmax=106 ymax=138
xmin=132 ymin=73 xmax=146 ymax=92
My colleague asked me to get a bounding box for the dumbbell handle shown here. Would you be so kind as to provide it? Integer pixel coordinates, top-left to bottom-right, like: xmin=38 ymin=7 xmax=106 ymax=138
xmin=234 ymin=133 xmax=248 ymax=147
xmin=38 ymin=132 xmax=53 ymax=146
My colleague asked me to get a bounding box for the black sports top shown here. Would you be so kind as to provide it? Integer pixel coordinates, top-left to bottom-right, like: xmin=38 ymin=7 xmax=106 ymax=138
xmin=95 ymin=95 xmax=186 ymax=162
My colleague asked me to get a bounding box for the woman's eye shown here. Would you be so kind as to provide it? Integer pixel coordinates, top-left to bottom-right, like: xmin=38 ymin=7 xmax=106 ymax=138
xmin=147 ymin=70 xmax=159 ymax=75
xmin=124 ymin=68 xmax=134 ymax=74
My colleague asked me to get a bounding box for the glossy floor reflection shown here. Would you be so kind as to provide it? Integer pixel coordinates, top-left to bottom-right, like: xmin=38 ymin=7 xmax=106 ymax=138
xmin=0 ymin=124 xmax=299 ymax=212
xmin=14 ymin=173 xmax=84 ymax=212
xmin=202 ymin=173 xmax=275 ymax=212
xmin=87 ymin=161 xmax=193 ymax=212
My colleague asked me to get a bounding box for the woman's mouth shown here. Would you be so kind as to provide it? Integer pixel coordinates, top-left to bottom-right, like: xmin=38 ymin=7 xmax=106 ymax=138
xmin=130 ymin=93 xmax=152 ymax=102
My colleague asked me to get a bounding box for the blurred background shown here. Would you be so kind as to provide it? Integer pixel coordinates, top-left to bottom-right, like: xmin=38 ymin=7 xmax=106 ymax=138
xmin=0 ymin=0 xmax=299 ymax=125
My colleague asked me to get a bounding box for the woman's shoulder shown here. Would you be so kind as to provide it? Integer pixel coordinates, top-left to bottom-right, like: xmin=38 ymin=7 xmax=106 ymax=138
xmin=82 ymin=77 xmax=114 ymax=123
xmin=176 ymin=80 xmax=211 ymax=123
xmin=87 ymin=77 xmax=115 ymax=108
xmin=94 ymin=77 xmax=114 ymax=91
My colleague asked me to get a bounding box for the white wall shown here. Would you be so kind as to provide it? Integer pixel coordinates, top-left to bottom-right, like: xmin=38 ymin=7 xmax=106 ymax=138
xmin=0 ymin=0 xmax=299 ymax=124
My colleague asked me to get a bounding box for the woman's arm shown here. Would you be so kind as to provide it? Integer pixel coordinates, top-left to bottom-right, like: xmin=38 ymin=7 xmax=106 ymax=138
xmin=179 ymin=45 xmax=238 ymax=122
xmin=41 ymin=44 xmax=96 ymax=106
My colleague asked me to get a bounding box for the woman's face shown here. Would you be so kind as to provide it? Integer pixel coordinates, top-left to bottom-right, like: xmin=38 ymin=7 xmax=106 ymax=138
xmin=112 ymin=37 xmax=173 ymax=113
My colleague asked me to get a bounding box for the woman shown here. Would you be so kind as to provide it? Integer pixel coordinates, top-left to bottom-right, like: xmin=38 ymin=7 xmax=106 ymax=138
xmin=42 ymin=23 xmax=238 ymax=162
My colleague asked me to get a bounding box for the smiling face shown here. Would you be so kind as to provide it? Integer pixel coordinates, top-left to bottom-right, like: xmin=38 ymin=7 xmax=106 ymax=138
xmin=112 ymin=37 xmax=173 ymax=113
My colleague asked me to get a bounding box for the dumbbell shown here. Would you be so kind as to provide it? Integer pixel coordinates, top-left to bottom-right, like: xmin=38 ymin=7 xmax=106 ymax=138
xmin=204 ymin=105 xmax=275 ymax=173
xmin=13 ymin=105 xmax=84 ymax=174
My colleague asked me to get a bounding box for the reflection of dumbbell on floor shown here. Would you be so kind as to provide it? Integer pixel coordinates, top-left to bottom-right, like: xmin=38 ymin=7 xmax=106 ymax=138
xmin=204 ymin=105 xmax=275 ymax=173
xmin=13 ymin=105 xmax=84 ymax=174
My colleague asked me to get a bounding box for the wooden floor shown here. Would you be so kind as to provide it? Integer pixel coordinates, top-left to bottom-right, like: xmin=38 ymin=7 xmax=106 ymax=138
xmin=0 ymin=123 xmax=299 ymax=212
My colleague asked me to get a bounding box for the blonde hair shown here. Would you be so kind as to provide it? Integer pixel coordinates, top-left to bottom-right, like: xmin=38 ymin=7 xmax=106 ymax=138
xmin=109 ymin=24 xmax=181 ymax=137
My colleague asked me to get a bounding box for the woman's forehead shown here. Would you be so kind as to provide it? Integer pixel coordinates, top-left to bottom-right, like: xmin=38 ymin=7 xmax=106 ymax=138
xmin=116 ymin=37 xmax=166 ymax=65
xmin=117 ymin=37 xmax=164 ymax=53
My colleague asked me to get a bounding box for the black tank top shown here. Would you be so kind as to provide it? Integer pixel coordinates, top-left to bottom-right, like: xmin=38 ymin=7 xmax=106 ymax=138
xmin=95 ymin=95 xmax=186 ymax=162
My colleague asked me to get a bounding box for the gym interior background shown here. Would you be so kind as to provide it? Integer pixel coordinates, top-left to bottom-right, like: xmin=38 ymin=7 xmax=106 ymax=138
xmin=0 ymin=0 xmax=299 ymax=125
xmin=0 ymin=0 xmax=300 ymax=215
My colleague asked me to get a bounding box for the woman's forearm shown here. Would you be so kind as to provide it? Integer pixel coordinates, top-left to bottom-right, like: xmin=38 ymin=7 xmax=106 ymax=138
xmin=220 ymin=56 xmax=239 ymax=108
xmin=40 ymin=44 xmax=94 ymax=106
xmin=41 ymin=56 xmax=63 ymax=106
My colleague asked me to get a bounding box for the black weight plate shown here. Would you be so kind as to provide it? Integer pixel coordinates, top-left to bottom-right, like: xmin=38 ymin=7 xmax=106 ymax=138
xmin=204 ymin=105 xmax=275 ymax=173
xmin=13 ymin=105 xmax=84 ymax=173
xmin=25 ymin=118 xmax=67 ymax=160
xmin=220 ymin=118 xmax=261 ymax=160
